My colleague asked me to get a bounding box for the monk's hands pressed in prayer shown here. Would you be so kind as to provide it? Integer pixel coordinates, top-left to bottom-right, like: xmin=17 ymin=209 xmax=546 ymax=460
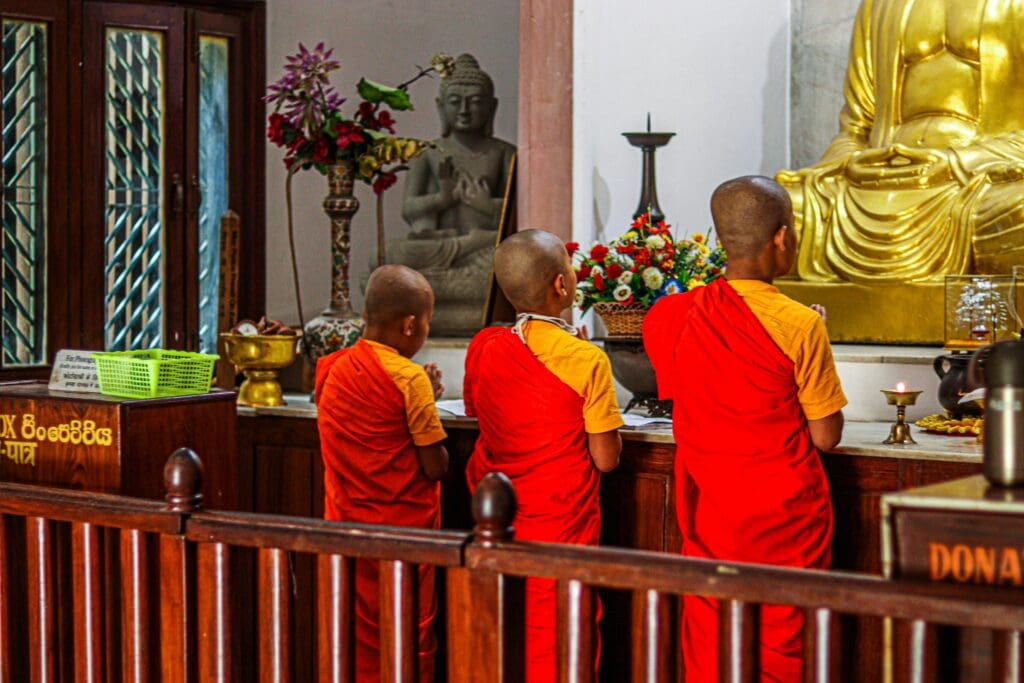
xmin=809 ymin=304 xmax=827 ymax=323
xmin=574 ymin=324 xmax=589 ymax=341
xmin=424 ymin=362 xmax=445 ymax=401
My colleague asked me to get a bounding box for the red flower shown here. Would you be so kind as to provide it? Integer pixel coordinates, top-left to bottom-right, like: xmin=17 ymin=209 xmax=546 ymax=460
xmin=283 ymin=155 xmax=296 ymax=169
xmin=267 ymin=113 xmax=287 ymax=146
xmin=711 ymin=267 xmax=721 ymax=275
xmin=606 ymin=263 xmax=623 ymax=280
xmin=590 ymin=244 xmax=609 ymax=262
xmin=376 ymin=110 xmax=396 ymax=133
xmin=578 ymin=264 xmax=592 ymax=280
xmin=594 ymin=272 xmax=606 ymax=291
xmin=616 ymin=243 xmax=635 ymax=255
xmin=631 ymin=213 xmax=649 ymax=230
xmin=372 ymin=171 xmax=398 ymax=194
xmin=649 ymin=220 xmax=671 ymax=236
xmin=335 ymin=121 xmax=365 ymax=150
xmin=565 ymin=241 xmax=580 ymax=256
xmin=288 ymin=135 xmax=306 ymax=154
xmin=311 ymin=138 xmax=330 ymax=163
xmin=358 ymin=101 xmax=376 ymax=119
xmin=635 ymin=250 xmax=651 ymax=267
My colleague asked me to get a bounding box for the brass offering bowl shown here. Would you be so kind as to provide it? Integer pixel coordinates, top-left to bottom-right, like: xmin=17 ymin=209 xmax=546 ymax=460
xmin=221 ymin=333 xmax=302 ymax=407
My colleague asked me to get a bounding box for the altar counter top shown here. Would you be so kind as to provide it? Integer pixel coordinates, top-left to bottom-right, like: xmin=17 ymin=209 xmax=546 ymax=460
xmin=238 ymin=394 xmax=982 ymax=463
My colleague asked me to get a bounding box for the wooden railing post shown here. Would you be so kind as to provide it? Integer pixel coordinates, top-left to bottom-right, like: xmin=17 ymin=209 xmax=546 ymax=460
xmin=719 ymin=599 xmax=758 ymax=683
xmin=993 ymin=630 xmax=1023 ymax=683
xmin=449 ymin=473 xmax=524 ymax=683
xmin=160 ymin=448 xmax=203 ymax=683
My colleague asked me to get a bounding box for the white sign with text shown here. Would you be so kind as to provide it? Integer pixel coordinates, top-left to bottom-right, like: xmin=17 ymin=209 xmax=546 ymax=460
xmin=48 ymin=350 xmax=101 ymax=393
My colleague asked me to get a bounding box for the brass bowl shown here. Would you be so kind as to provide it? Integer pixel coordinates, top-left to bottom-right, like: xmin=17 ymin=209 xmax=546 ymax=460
xmin=221 ymin=333 xmax=302 ymax=407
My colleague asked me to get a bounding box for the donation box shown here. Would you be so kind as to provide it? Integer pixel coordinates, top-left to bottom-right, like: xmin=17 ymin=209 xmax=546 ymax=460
xmin=0 ymin=381 xmax=238 ymax=508
xmin=882 ymin=475 xmax=1024 ymax=587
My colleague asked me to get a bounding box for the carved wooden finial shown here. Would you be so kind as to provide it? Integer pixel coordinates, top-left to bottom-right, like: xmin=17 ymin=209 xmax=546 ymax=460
xmin=164 ymin=448 xmax=204 ymax=512
xmin=472 ymin=472 xmax=516 ymax=545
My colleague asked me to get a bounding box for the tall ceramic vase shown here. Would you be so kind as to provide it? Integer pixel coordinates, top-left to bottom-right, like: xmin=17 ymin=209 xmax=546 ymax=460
xmin=302 ymin=161 xmax=365 ymax=363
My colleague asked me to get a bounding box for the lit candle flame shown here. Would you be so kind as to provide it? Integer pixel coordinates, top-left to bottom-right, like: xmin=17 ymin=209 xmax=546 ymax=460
xmin=896 ymin=381 xmax=906 ymax=393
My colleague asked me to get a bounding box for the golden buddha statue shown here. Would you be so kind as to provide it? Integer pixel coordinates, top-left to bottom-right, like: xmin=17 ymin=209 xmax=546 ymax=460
xmin=777 ymin=0 xmax=1024 ymax=283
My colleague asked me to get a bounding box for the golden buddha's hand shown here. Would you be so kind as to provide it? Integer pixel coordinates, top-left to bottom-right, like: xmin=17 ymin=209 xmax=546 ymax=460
xmin=846 ymin=144 xmax=953 ymax=185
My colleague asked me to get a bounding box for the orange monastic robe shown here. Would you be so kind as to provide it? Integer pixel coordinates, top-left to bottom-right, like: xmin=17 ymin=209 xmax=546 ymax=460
xmin=644 ymin=279 xmax=836 ymax=683
xmin=317 ymin=339 xmax=445 ymax=683
xmin=464 ymin=325 xmax=614 ymax=683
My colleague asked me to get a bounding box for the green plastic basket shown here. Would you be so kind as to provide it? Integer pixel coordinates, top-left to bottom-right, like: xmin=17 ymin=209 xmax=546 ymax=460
xmin=92 ymin=350 xmax=219 ymax=399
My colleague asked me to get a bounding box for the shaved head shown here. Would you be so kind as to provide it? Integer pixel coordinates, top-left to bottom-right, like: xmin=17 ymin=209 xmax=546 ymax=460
xmin=363 ymin=264 xmax=433 ymax=325
xmin=710 ymin=176 xmax=793 ymax=259
xmin=494 ymin=229 xmax=570 ymax=311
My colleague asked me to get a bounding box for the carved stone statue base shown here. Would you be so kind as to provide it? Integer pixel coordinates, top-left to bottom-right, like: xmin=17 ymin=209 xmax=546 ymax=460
xmin=777 ymin=279 xmax=943 ymax=344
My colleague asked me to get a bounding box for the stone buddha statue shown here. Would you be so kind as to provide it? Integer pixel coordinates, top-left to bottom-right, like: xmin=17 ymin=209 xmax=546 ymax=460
xmin=380 ymin=53 xmax=515 ymax=335
xmin=777 ymin=0 xmax=1024 ymax=283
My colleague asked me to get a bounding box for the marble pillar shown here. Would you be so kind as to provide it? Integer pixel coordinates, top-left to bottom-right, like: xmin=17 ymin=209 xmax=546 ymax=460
xmin=789 ymin=0 xmax=860 ymax=168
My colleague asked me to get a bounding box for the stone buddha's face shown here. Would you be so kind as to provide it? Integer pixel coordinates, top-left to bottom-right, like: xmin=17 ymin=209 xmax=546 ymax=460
xmin=438 ymin=83 xmax=496 ymax=136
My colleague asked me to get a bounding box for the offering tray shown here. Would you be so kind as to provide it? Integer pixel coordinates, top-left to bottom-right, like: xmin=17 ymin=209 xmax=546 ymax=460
xmin=915 ymin=414 xmax=983 ymax=436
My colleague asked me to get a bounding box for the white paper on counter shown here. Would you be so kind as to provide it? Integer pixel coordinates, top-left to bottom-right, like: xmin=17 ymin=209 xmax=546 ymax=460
xmin=436 ymin=399 xmax=467 ymax=416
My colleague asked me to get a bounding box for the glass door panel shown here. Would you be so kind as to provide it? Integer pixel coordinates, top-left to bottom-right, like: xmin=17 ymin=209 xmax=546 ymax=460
xmin=1 ymin=20 xmax=46 ymax=365
xmin=103 ymin=28 xmax=165 ymax=350
xmin=197 ymin=35 xmax=228 ymax=354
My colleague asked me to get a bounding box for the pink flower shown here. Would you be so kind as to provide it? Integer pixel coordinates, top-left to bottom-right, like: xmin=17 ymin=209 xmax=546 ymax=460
xmin=311 ymin=138 xmax=330 ymax=163
xmin=267 ymin=113 xmax=287 ymax=146
xmin=335 ymin=121 xmax=365 ymax=150
xmin=372 ymin=171 xmax=398 ymax=194
xmin=376 ymin=110 xmax=396 ymax=133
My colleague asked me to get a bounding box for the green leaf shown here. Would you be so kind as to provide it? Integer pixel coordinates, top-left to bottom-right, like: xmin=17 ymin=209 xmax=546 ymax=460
xmin=357 ymin=78 xmax=414 ymax=111
xmin=363 ymin=128 xmax=388 ymax=141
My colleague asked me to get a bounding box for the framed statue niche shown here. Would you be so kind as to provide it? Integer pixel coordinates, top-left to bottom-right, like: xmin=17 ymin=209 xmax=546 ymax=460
xmin=484 ymin=153 xmax=517 ymax=327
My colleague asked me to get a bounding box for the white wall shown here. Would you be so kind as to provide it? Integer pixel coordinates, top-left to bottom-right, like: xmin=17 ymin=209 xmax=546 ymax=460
xmin=265 ymin=0 xmax=519 ymax=324
xmin=573 ymin=0 xmax=791 ymax=250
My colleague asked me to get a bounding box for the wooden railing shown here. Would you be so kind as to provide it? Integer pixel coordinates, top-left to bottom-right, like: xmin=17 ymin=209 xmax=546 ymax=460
xmin=0 ymin=449 xmax=1021 ymax=682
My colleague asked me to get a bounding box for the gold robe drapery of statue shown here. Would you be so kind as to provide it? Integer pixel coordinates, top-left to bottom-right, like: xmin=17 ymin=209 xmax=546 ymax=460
xmin=777 ymin=0 xmax=1024 ymax=283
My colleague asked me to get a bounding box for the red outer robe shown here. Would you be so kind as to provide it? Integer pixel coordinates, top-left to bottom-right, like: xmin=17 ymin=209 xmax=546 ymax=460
xmin=643 ymin=279 xmax=833 ymax=683
xmin=316 ymin=340 xmax=439 ymax=683
xmin=464 ymin=327 xmax=602 ymax=683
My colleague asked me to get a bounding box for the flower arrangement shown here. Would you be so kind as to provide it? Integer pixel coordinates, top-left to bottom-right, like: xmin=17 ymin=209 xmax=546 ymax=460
xmin=265 ymin=43 xmax=455 ymax=193
xmin=265 ymin=45 xmax=456 ymax=331
xmin=567 ymin=211 xmax=727 ymax=313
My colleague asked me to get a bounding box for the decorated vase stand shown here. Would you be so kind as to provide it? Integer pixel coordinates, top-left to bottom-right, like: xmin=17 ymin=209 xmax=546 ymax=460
xmin=302 ymin=162 xmax=365 ymax=365
xmin=595 ymin=118 xmax=676 ymax=417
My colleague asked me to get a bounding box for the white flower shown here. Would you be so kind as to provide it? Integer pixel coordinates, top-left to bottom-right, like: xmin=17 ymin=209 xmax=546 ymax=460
xmin=645 ymin=235 xmax=666 ymax=250
xmin=642 ymin=267 xmax=664 ymax=290
xmin=613 ymin=284 xmax=632 ymax=302
xmin=590 ymin=265 xmax=604 ymax=278
xmin=574 ymin=289 xmax=585 ymax=306
xmin=617 ymin=270 xmax=633 ymax=285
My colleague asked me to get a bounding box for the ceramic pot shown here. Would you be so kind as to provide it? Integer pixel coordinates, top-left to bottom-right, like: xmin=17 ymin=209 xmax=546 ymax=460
xmin=933 ymin=352 xmax=984 ymax=418
xmin=602 ymin=338 xmax=671 ymax=417
xmin=302 ymin=161 xmax=365 ymax=363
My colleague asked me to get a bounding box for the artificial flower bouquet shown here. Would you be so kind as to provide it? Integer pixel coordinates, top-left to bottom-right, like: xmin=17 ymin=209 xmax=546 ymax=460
xmin=566 ymin=212 xmax=727 ymax=335
xmin=266 ymin=44 xmax=455 ymax=193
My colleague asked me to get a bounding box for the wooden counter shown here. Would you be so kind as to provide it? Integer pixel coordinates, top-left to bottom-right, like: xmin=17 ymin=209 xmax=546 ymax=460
xmin=237 ymin=398 xmax=983 ymax=681
xmin=237 ymin=397 xmax=983 ymax=569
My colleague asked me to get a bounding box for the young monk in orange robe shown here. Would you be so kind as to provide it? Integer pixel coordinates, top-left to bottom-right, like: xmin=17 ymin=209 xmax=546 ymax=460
xmin=644 ymin=177 xmax=846 ymax=683
xmin=316 ymin=264 xmax=449 ymax=683
xmin=463 ymin=229 xmax=624 ymax=682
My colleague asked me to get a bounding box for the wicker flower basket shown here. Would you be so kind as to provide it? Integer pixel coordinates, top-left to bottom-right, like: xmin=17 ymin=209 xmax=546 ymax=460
xmin=593 ymin=302 xmax=648 ymax=338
